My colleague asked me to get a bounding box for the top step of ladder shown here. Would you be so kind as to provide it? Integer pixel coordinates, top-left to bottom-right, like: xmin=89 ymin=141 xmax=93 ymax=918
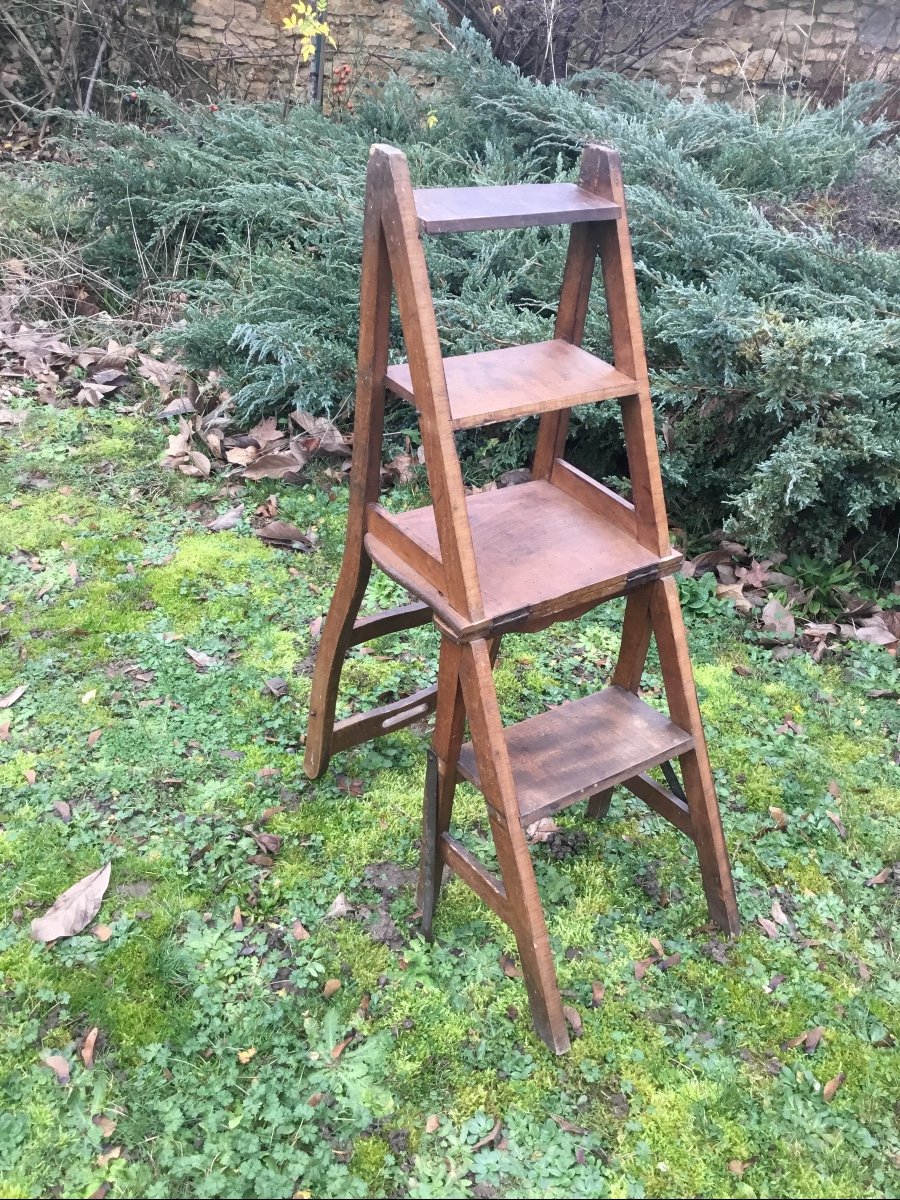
xmin=414 ymin=182 xmax=621 ymax=234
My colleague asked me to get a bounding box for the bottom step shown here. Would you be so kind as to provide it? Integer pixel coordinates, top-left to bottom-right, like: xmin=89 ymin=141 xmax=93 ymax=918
xmin=456 ymin=686 xmax=694 ymax=825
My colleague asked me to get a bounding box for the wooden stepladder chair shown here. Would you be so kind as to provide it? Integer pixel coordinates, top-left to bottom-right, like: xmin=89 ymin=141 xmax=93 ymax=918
xmin=304 ymin=143 xmax=740 ymax=1054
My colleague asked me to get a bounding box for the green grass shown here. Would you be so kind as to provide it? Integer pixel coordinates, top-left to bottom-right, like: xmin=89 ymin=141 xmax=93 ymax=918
xmin=0 ymin=397 xmax=898 ymax=1200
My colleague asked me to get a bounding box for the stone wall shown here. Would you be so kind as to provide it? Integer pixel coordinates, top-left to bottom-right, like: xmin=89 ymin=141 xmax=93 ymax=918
xmin=2 ymin=1 xmax=898 ymax=114
xmin=646 ymin=1 xmax=899 ymax=103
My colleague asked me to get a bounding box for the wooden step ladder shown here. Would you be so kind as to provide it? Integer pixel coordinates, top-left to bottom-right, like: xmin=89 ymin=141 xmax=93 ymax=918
xmin=304 ymin=143 xmax=740 ymax=1054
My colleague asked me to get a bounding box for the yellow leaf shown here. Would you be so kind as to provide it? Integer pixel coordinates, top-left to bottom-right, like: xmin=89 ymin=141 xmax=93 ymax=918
xmin=81 ymin=689 xmax=97 ymax=704
xmin=237 ymin=1047 xmax=257 ymax=1064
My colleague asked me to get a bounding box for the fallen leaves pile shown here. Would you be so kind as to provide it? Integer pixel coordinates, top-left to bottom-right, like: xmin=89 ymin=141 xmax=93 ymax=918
xmin=162 ymin=409 xmax=351 ymax=485
xmin=681 ymin=542 xmax=899 ymax=660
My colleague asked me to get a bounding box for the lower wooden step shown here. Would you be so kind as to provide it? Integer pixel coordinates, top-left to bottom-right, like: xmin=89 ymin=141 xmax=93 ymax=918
xmin=456 ymin=686 xmax=694 ymax=825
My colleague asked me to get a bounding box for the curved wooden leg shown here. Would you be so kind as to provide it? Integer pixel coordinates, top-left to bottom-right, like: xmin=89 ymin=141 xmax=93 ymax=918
xmin=304 ymin=172 xmax=392 ymax=780
xmin=303 ymin=549 xmax=372 ymax=780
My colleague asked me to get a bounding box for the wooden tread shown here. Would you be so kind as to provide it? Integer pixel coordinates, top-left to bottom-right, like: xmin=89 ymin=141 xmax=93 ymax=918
xmin=413 ymin=183 xmax=620 ymax=234
xmin=457 ymin=686 xmax=694 ymax=825
xmin=365 ymin=479 xmax=681 ymax=634
xmin=385 ymin=339 xmax=638 ymax=430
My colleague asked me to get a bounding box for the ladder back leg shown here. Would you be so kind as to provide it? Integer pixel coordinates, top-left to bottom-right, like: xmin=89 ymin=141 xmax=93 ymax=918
xmin=460 ymin=639 xmax=570 ymax=1055
xmin=651 ymin=578 xmax=741 ymax=935
xmin=418 ymin=637 xmax=466 ymax=937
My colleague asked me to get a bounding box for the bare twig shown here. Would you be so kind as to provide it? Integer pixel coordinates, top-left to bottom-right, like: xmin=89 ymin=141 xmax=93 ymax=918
xmin=82 ymin=36 xmax=108 ymax=112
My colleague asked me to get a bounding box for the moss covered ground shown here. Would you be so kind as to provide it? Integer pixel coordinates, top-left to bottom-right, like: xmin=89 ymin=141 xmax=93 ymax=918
xmin=0 ymin=394 xmax=898 ymax=1199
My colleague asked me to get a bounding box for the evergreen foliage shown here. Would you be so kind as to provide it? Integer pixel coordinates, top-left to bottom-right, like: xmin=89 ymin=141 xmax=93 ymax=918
xmin=57 ymin=1 xmax=900 ymax=565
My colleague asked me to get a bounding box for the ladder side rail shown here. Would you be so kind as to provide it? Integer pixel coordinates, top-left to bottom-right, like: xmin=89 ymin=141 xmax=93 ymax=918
xmin=594 ymin=148 xmax=670 ymax=556
xmin=303 ymin=151 xmax=394 ymax=778
xmin=375 ymin=145 xmax=485 ymax=624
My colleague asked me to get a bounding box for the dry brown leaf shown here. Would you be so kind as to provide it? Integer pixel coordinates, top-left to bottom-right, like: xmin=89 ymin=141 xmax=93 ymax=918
xmin=424 ymin=1114 xmax=440 ymax=1134
xmin=158 ymin=395 xmax=195 ymax=419
xmin=244 ymin=416 xmax=284 ymax=451
xmin=590 ymin=981 xmax=605 ymax=1007
xmin=325 ymin=892 xmax=352 ymax=919
xmin=81 ymin=1026 xmax=99 ymax=1069
xmin=31 ymin=863 xmax=111 ymax=942
xmin=562 ymin=1005 xmax=583 ymax=1036
xmin=330 ymin=1033 xmax=354 ymax=1061
xmin=53 ymin=800 xmax=72 ymax=823
xmin=0 ymin=721 xmax=9 ymax=741
xmin=225 ymin=446 xmax=258 ymax=466
xmin=715 ymin=583 xmax=753 ymax=615
xmin=206 ymin=504 xmax=244 ymax=532
xmin=471 ymin=1118 xmax=503 ymax=1151
xmin=761 ymin=598 xmax=795 ymax=638
xmin=736 ymin=559 xmax=772 ymax=588
xmin=525 ymin=816 xmax=560 ymax=843
xmin=232 ymin=906 xmax=244 ymax=932
xmin=41 ymin=1052 xmax=70 ymax=1084
xmin=93 ymin=924 xmax=113 ymax=942
xmin=292 ymin=919 xmax=310 ymax=941
xmin=826 ymin=810 xmax=847 ymax=839
xmin=185 ymin=647 xmax=218 ymax=672
xmin=242 ymin=451 xmax=306 ymax=482
xmin=248 ymin=830 xmax=282 ymax=855
xmin=137 ymin=353 xmax=182 ymax=398
xmin=237 ymin=1047 xmax=257 ymax=1064
xmin=335 ymin=775 xmax=364 ymax=797
xmin=864 ymin=866 xmax=892 ymax=887
xmin=634 ymin=955 xmax=658 ymax=980
xmin=770 ymin=900 xmax=790 ymax=926
xmin=769 ymin=806 xmax=789 ymax=831
xmin=323 ymin=978 xmax=342 ymax=999
xmin=0 ymin=684 xmax=26 ymax=708
xmin=383 ymin=450 xmax=418 ymax=486
xmin=246 ymin=854 xmax=274 ymax=868
xmin=728 ymin=1160 xmax=748 ymax=1177
xmin=290 ymin=410 xmax=349 ymax=455
xmin=187 ymin=449 xmax=212 ymax=478
xmin=854 ymin=622 xmax=897 ymax=647
xmin=0 ymin=407 xmax=25 ymax=425
xmin=757 ymin=916 xmax=780 ymax=939
xmin=97 ymin=1146 xmax=121 ymax=1168
xmin=764 ymin=973 xmax=786 ymax=993
xmin=93 ymin=1115 xmax=117 ymax=1138
xmin=24 ymin=768 xmax=36 ymax=785
xmin=499 ymin=954 xmax=521 ymax=979
xmin=550 ymin=1113 xmax=588 ymax=1135
xmin=255 ymin=521 xmax=313 ymax=550
xmin=87 ymin=728 xmax=102 ymax=747
xmin=263 ymin=677 xmax=289 ymax=698
xmin=823 ymin=1072 xmax=845 ymax=1102
xmin=805 ymin=1026 xmax=825 ymax=1053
